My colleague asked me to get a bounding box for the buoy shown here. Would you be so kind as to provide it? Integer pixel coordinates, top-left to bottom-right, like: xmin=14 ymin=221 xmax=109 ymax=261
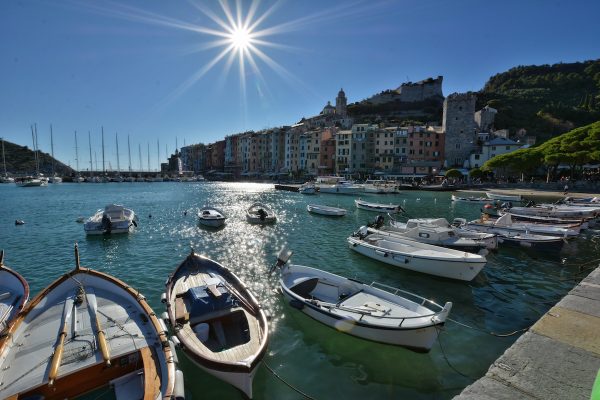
xmin=174 ymin=369 xmax=185 ymax=400
xmin=484 ymin=204 xmax=493 ymax=209
xmin=15 ymin=220 xmax=25 ymax=225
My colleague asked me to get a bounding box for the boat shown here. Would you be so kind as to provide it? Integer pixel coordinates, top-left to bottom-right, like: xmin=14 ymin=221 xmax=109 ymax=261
xmin=0 ymin=245 xmax=184 ymax=400
xmin=198 ymin=206 xmax=227 ymax=227
xmin=246 ymin=203 xmax=276 ymax=224
xmin=483 ymin=209 xmax=591 ymax=229
xmin=84 ymin=204 xmax=138 ymax=235
xmin=453 ymin=218 xmax=567 ymax=249
xmin=348 ymin=227 xmax=487 ymax=281
xmin=270 ymin=249 xmax=452 ymax=352
xmin=362 ymin=180 xmax=398 ymax=194
xmin=355 ymin=199 xmax=402 ymax=213
xmin=307 ymin=204 xmax=347 ymax=216
xmin=486 ymin=192 xmax=523 ymax=201
xmin=164 ymin=251 xmax=268 ymax=398
xmin=389 ymin=218 xmax=498 ymax=250
xmin=466 ymin=213 xmax=580 ymax=237
xmin=0 ymin=251 xmax=29 ymax=333
xmin=0 ymin=138 xmax=14 ymax=183
xmin=15 ymin=176 xmax=47 ymax=187
xmin=508 ymin=205 xmax=599 ymax=219
xmin=316 ymin=176 xmax=363 ymax=195
xmin=299 ymin=182 xmax=317 ymax=195
xmin=451 ymin=194 xmax=491 ymax=203
xmin=368 ymin=218 xmax=497 ymax=251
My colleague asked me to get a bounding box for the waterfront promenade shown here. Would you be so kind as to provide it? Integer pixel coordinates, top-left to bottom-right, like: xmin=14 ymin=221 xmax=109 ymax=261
xmin=454 ymin=265 xmax=600 ymax=400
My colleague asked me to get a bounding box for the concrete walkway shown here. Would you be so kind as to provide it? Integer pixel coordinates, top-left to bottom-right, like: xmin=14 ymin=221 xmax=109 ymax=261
xmin=454 ymin=266 xmax=600 ymax=400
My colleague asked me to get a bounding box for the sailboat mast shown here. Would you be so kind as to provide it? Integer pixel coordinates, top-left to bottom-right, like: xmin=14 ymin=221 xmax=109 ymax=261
xmin=74 ymin=131 xmax=80 ymax=173
xmin=157 ymin=139 xmax=160 ymax=173
xmin=138 ymin=143 xmax=142 ymax=172
xmin=127 ymin=135 xmax=132 ymax=174
xmin=147 ymin=142 xmax=150 ymax=172
xmin=88 ymin=131 xmax=93 ymax=176
xmin=34 ymin=124 xmax=40 ymax=175
xmin=115 ymin=133 xmax=120 ymax=174
xmin=1 ymin=137 xmax=6 ymax=177
xmin=101 ymin=127 xmax=105 ymax=175
xmin=50 ymin=125 xmax=55 ymax=176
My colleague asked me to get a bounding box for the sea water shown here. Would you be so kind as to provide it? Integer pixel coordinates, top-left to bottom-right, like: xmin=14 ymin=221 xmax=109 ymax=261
xmin=0 ymin=182 xmax=595 ymax=399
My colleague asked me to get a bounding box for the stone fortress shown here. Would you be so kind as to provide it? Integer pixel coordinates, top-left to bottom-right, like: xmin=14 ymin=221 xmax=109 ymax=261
xmin=366 ymin=76 xmax=444 ymax=104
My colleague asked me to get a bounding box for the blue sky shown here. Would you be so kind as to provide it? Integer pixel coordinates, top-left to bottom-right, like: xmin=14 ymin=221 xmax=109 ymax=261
xmin=1 ymin=0 xmax=599 ymax=171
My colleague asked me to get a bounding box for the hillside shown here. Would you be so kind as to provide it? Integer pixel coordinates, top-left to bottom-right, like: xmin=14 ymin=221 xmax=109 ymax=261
xmin=478 ymin=59 xmax=600 ymax=140
xmin=1 ymin=139 xmax=74 ymax=176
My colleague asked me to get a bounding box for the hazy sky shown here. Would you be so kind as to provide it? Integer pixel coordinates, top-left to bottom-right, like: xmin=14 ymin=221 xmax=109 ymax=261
xmin=1 ymin=0 xmax=599 ymax=171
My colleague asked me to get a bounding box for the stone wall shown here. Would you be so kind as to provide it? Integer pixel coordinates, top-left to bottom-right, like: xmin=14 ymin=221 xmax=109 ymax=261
xmin=443 ymin=92 xmax=477 ymax=167
xmin=396 ymin=76 xmax=443 ymax=102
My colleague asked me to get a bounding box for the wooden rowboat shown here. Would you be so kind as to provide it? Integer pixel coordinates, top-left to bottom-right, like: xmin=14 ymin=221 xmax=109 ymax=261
xmin=0 ymin=250 xmax=29 ymax=334
xmin=164 ymin=251 xmax=269 ymax=399
xmin=0 ymin=245 xmax=184 ymax=400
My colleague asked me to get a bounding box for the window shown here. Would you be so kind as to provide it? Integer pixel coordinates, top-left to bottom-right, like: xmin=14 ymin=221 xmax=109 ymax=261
xmin=492 ymin=146 xmax=496 ymax=150
xmin=474 ymin=154 xmax=480 ymax=160
xmin=455 ymin=143 xmax=461 ymax=149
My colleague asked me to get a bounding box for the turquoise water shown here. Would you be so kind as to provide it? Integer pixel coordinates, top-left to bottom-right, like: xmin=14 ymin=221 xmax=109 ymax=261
xmin=0 ymin=183 xmax=596 ymax=399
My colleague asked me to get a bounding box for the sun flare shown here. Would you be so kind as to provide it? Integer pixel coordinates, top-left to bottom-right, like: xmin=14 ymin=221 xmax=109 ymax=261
xmin=229 ymin=26 xmax=252 ymax=50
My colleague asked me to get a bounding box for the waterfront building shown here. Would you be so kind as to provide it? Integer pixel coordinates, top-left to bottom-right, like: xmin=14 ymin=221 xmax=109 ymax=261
xmin=475 ymin=105 xmax=497 ymax=132
xmin=374 ymin=128 xmax=396 ymax=171
xmin=299 ymin=129 xmax=324 ymax=176
xmin=284 ymin=124 xmax=305 ymax=173
xmin=335 ymin=130 xmax=352 ymax=174
xmin=351 ymin=124 xmax=377 ymax=176
xmin=224 ymin=134 xmax=241 ymax=178
xmin=180 ymin=143 xmax=206 ymax=173
xmin=319 ymin=127 xmax=337 ymax=175
xmin=392 ymin=127 xmax=409 ymax=171
xmin=469 ymin=137 xmax=522 ymax=168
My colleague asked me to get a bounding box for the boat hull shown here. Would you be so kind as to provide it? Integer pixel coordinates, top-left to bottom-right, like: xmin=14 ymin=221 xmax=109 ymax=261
xmin=281 ymin=288 xmax=440 ymax=351
xmin=307 ymin=204 xmax=346 ymax=216
xmin=198 ymin=218 xmax=226 ymax=227
xmin=348 ymin=238 xmax=485 ymax=281
xmin=486 ymin=192 xmax=522 ymax=201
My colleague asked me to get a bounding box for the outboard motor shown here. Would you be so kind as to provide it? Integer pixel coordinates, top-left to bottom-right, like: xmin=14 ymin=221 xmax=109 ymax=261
xmin=258 ymin=208 xmax=267 ymax=221
xmin=101 ymin=213 xmax=112 ymax=234
xmin=352 ymin=225 xmax=369 ymax=239
xmin=368 ymin=214 xmax=385 ymax=229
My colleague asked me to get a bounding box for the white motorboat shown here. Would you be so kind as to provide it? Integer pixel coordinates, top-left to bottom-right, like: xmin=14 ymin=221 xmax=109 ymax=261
xmin=316 ymin=176 xmax=363 ymax=195
xmin=15 ymin=177 xmax=47 ymax=187
xmin=271 ymin=250 xmax=452 ymax=352
xmin=489 ymin=210 xmax=591 ymax=229
xmin=454 ymin=218 xmax=567 ymax=249
xmin=48 ymin=175 xmax=62 ymax=183
xmin=508 ymin=205 xmax=599 ymax=219
xmin=466 ymin=213 xmax=580 ymax=237
xmin=84 ymin=204 xmax=137 ymax=235
xmin=451 ymin=194 xmax=491 ymax=203
xmin=307 ymin=204 xmax=347 ymax=216
xmin=486 ymin=192 xmax=523 ymax=201
xmin=246 ymin=203 xmax=276 ymax=224
xmin=348 ymin=227 xmax=487 ymax=281
xmin=389 ymin=218 xmax=498 ymax=250
xmin=355 ymin=199 xmax=402 ymax=213
xmin=299 ymin=182 xmax=317 ymax=195
xmin=198 ymin=206 xmax=227 ymax=227
xmin=164 ymin=251 xmax=268 ymax=398
xmin=0 ymin=251 xmax=29 ymax=333
xmin=0 ymin=245 xmax=183 ymax=400
xmin=362 ymin=180 xmax=398 ymax=194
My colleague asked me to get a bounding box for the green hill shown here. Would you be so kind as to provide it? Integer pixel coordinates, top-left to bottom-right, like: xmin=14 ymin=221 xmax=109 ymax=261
xmin=478 ymin=59 xmax=600 ymax=140
xmin=1 ymin=139 xmax=74 ymax=176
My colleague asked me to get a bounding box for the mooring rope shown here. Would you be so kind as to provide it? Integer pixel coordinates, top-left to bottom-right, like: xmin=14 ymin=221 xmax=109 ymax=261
xmin=264 ymin=361 xmax=316 ymax=400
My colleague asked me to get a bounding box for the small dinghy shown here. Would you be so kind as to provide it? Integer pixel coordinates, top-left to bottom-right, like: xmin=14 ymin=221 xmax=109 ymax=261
xmin=486 ymin=192 xmax=523 ymax=201
xmin=299 ymin=182 xmax=316 ymax=195
xmin=270 ymin=249 xmax=452 ymax=352
xmin=348 ymin=227 xmax=487 ymax=281
xmin=246 ymin=202 xmax=277 ymax=224
xmin=198 ymin=206 xmax=227 ymax=228
xmin=0 ymin=245 xmax=184 ymax=400
xmin=355 ymin=199 xmax=402 ymax=213
xmin=307 ymin=204 xmax=347 ymax=216
xmin=465 ymin=213 xmax=580 ymax=237
xmin=164 ymin=251 xmax=269 ymax=399
xmin=0 ymin=251 xmax=29 ymax=333
xmin=84 ymin=204 xmax=137 ymax=235
xmin=451 ymin=194 xmax=491 ymax=203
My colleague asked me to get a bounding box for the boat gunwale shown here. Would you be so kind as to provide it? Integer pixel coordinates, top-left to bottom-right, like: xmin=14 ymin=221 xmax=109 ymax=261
xmin=165 ymin=252 xmax=269 ymax=374
xmin=0 ymin=253 xmax=30 ymax=331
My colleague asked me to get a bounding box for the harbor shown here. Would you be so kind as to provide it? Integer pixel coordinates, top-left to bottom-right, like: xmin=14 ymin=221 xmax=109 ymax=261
xmin=1 ymin=181 xmax=598 ymax=399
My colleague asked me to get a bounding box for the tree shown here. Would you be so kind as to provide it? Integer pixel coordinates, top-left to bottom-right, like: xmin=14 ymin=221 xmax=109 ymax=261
xmin=445 ymin=169 xmax=463 ymax=179
xmin=469 ymin=168 xmax=484 ymax=179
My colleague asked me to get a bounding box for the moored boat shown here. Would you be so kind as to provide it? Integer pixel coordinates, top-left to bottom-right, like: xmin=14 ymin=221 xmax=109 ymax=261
xmin=164 ymin=251 xmax=268 ymax=398
xmin=271 ymin=250 xmax=452 ymax=352
xmin=84 ymin=204 xmax=137 ymax=235
xmin=355 ymin=199 xmax=402 ymax=213
xmin=316 ymin=176 xmax=363 ymax=195
xmin=348 ymin=227 xmax=487 ymax=281
xmin=246 ymin=202 xmax=276 ymax=224
xmin=307 ymin=204 xmax=347 ymax=216
xmin=299 ymin=182 xmax=317 ymax=195
xmin=0 ymin=245 xmax=183 ymax=400
xmin=0 ymin=251 xmax=29 ymax=333
xmin=451 ymin=194 xmax=491 ymax=203
xmin=486 ymin=192 xmax=523 ymax=201
xmin=198 ymin=206 xmax=227 ymax=228
xmin=466 ymin=213 xmax=580 ymax=237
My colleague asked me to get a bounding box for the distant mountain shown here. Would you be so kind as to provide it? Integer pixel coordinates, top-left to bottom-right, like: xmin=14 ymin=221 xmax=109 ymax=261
xmin=478 ymin=59 xmax=600 ymax=140
xmin=1 ymin=139 xmax=74 ymax=176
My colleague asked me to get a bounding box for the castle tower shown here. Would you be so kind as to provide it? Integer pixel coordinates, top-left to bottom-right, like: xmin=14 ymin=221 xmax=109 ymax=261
xmin=443 ymin=93 xmax=477 ymax=168
xmin=336 ymin=88 xmax=347 ymax=116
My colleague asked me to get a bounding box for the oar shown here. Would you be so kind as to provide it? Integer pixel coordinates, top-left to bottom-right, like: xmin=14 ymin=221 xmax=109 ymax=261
xmin=48 ymin=296 xmax=74 ymax=386
xmin=86 ymin=288 xmax=111 ymax=367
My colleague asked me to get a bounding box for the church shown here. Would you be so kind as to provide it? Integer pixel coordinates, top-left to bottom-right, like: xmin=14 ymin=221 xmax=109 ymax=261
xmin=300 ymin=89 xmax=352 ymax=129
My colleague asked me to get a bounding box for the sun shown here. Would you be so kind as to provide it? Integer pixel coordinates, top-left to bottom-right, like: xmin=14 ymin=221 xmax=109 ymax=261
xmin=229 ymin=26 xmax=252 ymax=51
